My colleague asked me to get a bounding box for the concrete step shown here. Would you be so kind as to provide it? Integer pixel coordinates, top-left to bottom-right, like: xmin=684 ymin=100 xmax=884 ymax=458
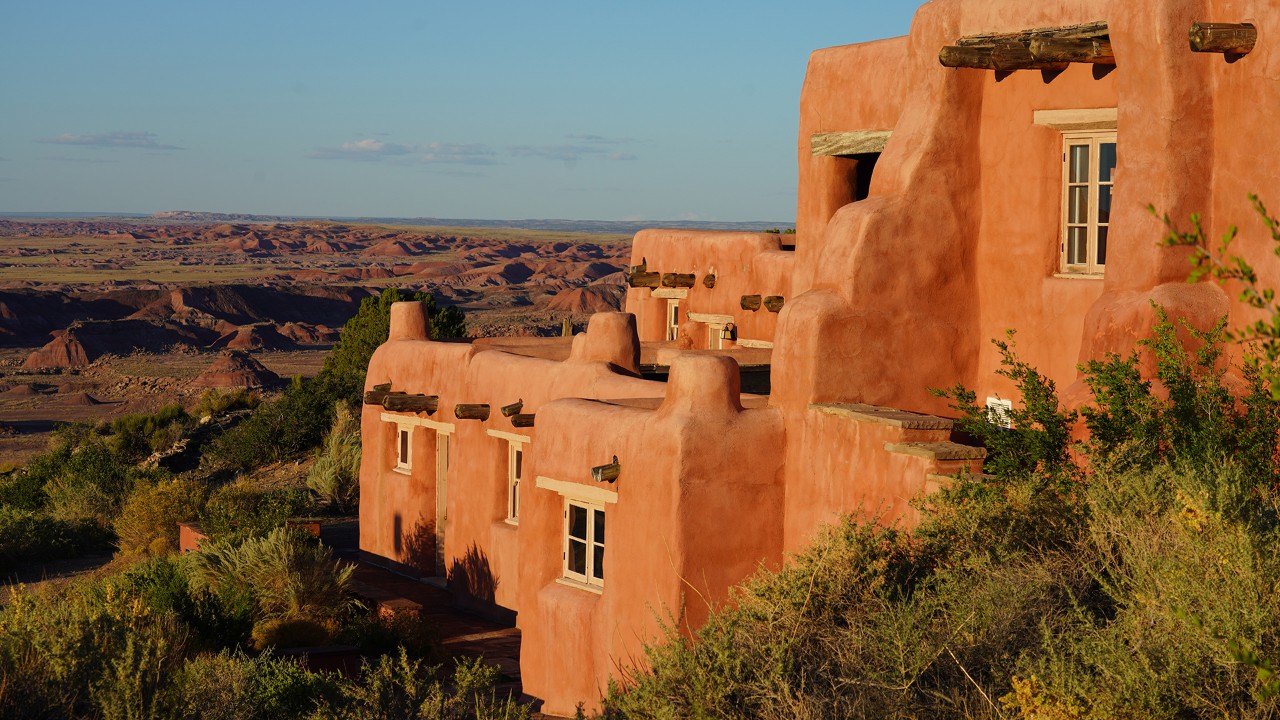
xmin=884 ymin=441 xmax=986 ymax=461
xmin=811 ymin=402 xmax=954 ymax=431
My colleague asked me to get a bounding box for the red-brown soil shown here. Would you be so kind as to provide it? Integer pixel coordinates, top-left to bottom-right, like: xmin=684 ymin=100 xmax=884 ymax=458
xmin=193 ymin=350 xmax=281 ymax=389
xmin=0 ymin=219 xmax=630 ymax=465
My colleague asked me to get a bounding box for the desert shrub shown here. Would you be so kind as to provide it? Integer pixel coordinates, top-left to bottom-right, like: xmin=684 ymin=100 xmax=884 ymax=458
xmin=186 ymin=527 xmax=355 ymax=626
xmin=1006 ymin=461 xmax=1280 ymax=719
xmin=250 ymin=616 xmax=333 ymax=650
xmin=308 ymin=402 xmax=361 ymax=512
xmin=607 ymin=305 xmax=1280 ymax=719
xmin=205 ymin=376 xmax=337 ymax=471
xmin=199 ymin=480 xmax=311 ymax=544
xmin=0 ymin=581 xmax=188 ymax=719
xmin=342 ymin=607 xmax=442 ymax=662
xmin=0 ymin=506 xmax=109 ymax=571
xmin=192 ymin=387 xmax=260 ymax=419
xmin=113 ymin=476 xmax=209 ymax=557
xmin=319 ymin=649 xmax=528 ymax=720
xmin=105 ymin=403 xmax=192 ymax=462
xmin=171 ymin=650 xmax=336 ymax=720
xmin=113 ymin=555 xmax=255 ymax=649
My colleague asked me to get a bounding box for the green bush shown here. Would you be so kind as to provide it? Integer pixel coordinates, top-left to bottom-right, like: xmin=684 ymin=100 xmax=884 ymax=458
xmin=192 ymin=387 xmax=261 ymax=419
xmin=320 ymin=287 xmax=466 ymax=406
xmin=105 ymin=403 xmax=192 ymax=463
xmin=0 ymin=579 xmax=188 ymax=719
xmin=308 ymin=402 xmax=362 ymax=512
xmin=605 ymin=305 xmax=1280 ymax=719
xmin=319 ymin=649 xmax=528 ymax=720
xmin=185 ymin=527 xmax=355 ymax=625
xmin=113 ymin=555 xmax=255 ymax=650
xmin=250 ymin=616 xmax=333 ymax=650
xmin=113 ymin=476 xmax=208 ymax=557
xmin=205 ymin=375 xmax=337 ymax=471
xmin=171 ymin=650 xmax=337 ymax=720
xmin=0 ymin=506 xmax=110 ymax=571
xmin=199 ymin=480 xmax=311 ymax=544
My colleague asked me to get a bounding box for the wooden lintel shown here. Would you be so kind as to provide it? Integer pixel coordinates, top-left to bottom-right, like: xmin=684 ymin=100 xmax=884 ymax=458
xmin=811 ymin=130 xmax=892 ymax=156
xmin=956 ymin=20 xmax=1108 ymax=48
xmin=382 ymin=393 xmax=439 ymax=414
xmin=661 ymin=273 xmax=696 ymax=289
xmin=763 ymin=296 xmax=785 ymax=313
xmin=627 ymin=271 xmax=661 ymax=289
xmin=939 ymin=45 xmax=996 ymax=69
xmin=992 ymin=41 xmax=1069 ymax=71
xmin=740 ymin=295 xmax=762 ymax=311
xmin=1189 ymin=22 xmax=1256 ymax=55
xmin=454 ymin=403 xmax=491 ymax=421
xmin=511 ymin=413 xmax=535 ymax=428
xmin=364 ymin=383 xmax=392 ymax=405
xmin=500 ymin=399 xmax=524 ymax=417
xmin=1029 ymin=37 xmax=1115 ymax=65
xmin=702 ymin=273 xmax=717 ymax=289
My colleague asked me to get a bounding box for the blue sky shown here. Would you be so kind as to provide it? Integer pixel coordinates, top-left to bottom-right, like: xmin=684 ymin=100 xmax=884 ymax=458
xmin=0 ymin=2 xmax=916 ymax=221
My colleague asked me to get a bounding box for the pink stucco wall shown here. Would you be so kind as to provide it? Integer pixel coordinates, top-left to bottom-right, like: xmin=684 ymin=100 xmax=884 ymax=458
xmin=361 ymin=0 xmax=1280 ymax=713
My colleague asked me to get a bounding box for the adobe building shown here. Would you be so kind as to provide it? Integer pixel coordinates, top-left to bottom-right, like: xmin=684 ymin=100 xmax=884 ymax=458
xmin=360 ymin=0 xmax=1278 ymax=714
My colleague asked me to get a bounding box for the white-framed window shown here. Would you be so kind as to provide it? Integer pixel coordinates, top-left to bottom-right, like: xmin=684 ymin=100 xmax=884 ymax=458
xmin=563 ymin=499 xmax=605 ymax=587
xmin=508 ymin=444 xmax=523 ymax=522
xmin=666 ymin=299 xmax=680 ymax=341
xmin=985 ymin=396 xmax=1014 ymax=429
xmin=1059 ymin=131 xmax=1116 ymax=275
xmin=395 ymin=426 xmax=412 ymax=473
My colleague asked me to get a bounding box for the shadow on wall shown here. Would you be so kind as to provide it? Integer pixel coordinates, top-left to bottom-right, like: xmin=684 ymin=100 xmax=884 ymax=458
xmin=398 ymin=517 xmax=437 ymax=576
xmin=448 ymin=543 xmax=498 ymax=603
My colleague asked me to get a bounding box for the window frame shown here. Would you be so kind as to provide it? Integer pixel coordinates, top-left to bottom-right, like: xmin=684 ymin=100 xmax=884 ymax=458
xmin=562 ymin=498 xmax=605 ymax=589
xmin=507 ymin=444 xmax=523 ymax=523
xmin=1058 ymin=130 xmax=1116 ymax=276
xmin=395 ymin=426 xmax=412 ymax=474
xmin=666 ymin=299 xmax=680 ymax=341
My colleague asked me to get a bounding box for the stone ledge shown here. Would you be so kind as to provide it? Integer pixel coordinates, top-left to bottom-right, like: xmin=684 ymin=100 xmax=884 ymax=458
xmin=884 ymin=441 xmax=986 ymax=461
xmin=811 ymin=402 xmax=954 ymax=431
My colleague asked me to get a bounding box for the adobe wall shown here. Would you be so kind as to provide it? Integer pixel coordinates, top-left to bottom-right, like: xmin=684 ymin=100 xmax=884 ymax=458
xmin=515 ymin=355 xmax=785 ymax=716
xmin=360 ymin=307 xmax=664 ymax=614
xmin=626 ymin=230 xmax=794 ymax=347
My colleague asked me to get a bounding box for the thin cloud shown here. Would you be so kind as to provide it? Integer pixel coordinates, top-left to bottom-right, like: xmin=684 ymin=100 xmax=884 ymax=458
xmin=509 ymin=134 xmax=638 ymax=166
xmin=309 ymin=138 xmax=497 ymax=165
xmin=35 ymin=131 xmax=182 ymax=150
xmin=44 ymin=155 xmax=119 ymax=164
xmin=564 ymin=133 xmax=634 ymax=145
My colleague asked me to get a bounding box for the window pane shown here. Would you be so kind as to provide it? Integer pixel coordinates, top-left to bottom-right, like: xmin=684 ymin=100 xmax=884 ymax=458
xmin=1067 ymin=227 xmax=1088 ymax=265
xmin=1068 ymin=186 xmax=1089 ymax=223
xmin=1099 ymin=143 xmax=1117 ymax=183
xmin=569 ymin=505 xmax=587 ymax=541
xmin=593 ymin=545 xmax=604 ymax=580
xmin=594 ymin=508 xmax=605 ymax=544
xmin=514 ymin=449 xmax=523 ymax=480
xmin=568 ymin=538 xmax=586 ymax=575
xmin=511 ymin=482 xmax=519 ymax=518
xmin=399 ymin=431 xmax=409 ymax=463
xmin=1069 ymin=145 xmax=1090 ymax=183
xmin=1097 ymin=185 xmax=1111 ymax=224
xmin=1097 ymin=226 xmax=1108 ymax=266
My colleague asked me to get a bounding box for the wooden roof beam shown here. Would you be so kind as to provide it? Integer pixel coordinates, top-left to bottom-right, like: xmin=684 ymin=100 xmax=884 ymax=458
xmin=1029 ymin=37 xmax=1114 ymax=65
xmin=1190 ymin=22 xmax=1256 ymax=55
xmin=956 ymin=20 xmax=1108 ymax=48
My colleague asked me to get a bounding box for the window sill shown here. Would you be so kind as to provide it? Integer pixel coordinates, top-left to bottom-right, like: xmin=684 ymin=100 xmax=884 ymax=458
xmin=555 ymin=576 xmax=603 ymax=595
xmin=392 ymin=466 xmax=412 ymax=476
xmin=1052 ymin=272 xmax=1104 ymax=281
xmin=502 ymin=518 xmax=519 ymax=527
